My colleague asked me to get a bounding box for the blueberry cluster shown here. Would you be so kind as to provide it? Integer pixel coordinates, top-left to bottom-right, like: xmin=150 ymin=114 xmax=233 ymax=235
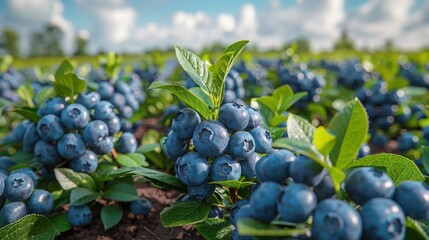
xmin=96 ymin=76 xmax=145 ymax=133
xmin=233 ymin=61 xmax=271 ymax=98
xmin=6 ymin=97 xmax=137 ymax=176
xmin=277 ymin=64 xmax=323 ymax=108
xmin=223 ymin=70 xmax=245 ymax=104
xmin=0 ymin=69 xmax=26 ymax=104
xmin=0 ymin=159 xmax=53 ymax=227
xmin=399 ymin=61 xmax=429 ymax=88
xmin=232 ymin=158 xmax=429 ymax=240
xmin=165 ymin=101 xmax=271 ymax=202
xmin=357 ymin=80 xmax=404 ymax=130
xmin=337 ymin=60 xmax=370 ymax=89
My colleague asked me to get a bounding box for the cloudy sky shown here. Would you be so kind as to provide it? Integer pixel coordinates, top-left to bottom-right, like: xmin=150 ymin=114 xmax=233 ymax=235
xmin=0 ymin=0 xmax=428 ymax=54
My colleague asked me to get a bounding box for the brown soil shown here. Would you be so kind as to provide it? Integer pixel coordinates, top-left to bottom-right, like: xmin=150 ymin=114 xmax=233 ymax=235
xmin=59 ymin=183 xmax=204 ymax=240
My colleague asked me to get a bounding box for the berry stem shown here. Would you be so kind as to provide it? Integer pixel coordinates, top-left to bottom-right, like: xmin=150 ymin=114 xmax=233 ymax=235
xmin=111 ymin=148 xmax=118 ymax=160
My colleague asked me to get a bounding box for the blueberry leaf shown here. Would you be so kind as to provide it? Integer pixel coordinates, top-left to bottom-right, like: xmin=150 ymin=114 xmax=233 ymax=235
xmin=11 ymin=107 xmax=41 ymax=123
xmin=69 ymin=187 xmax=99 ymax=206
xmin=266 ymin=126 xmax=286 ymax=142
xmin=328 ymin=98 xmax=368 ymax=169
xmin=55 ymin=59 xmax=74 ymax=78
xmin=195 ymin=218 xmax=234 ymax=240
xmin=48 ymin=213 xmax=71 ymax=233
xmin=237 ymin=218 xmax=310 ymax=237
xmin=175 ymin=45 xmax=211 ymax=92
xmin=116 ymin=153 xmax=148 ymax=167
xmin=101 ymin=204 xmax=123 ymax=230
xmin=348 ymin=153 xmax=424 ymax=184
xmin=313 ymin=126 xmax=336 ymax=156
xmin=17 ymin=84 xmax=34 ymax=107
xmin=149 ymin=81 xmax=211 ymax=120
xmin=405 ymin=218 xmax=429 ymax=240
xmin=287 ymin=113 xmax=315 ymax=143
xmin=54 ymin=168 xmax=96 ymax=191
xmin=209 ymin=180 xmax=254 ymax=189
xmin=54 ymin=73 xmax=87 ymax=100
xmin=160 ymin=201 xmax=211 ymax=227
xmin=103 ymin=182 xmax=138 ymax=202
xmin=0 ymin=214 xmax=58 ymax=240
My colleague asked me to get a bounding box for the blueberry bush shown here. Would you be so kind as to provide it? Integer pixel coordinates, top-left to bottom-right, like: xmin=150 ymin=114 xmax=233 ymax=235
xmin=0 ymin=40 xmax=429 ymax=240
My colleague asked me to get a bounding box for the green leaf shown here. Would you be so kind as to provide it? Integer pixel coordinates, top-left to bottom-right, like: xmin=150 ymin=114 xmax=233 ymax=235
xmin=136 ymin=143 xmax=160 ymax=154
xmin=160 ymin=201 xmax=211 ymax=227
xmin=0 ymin=214 xmax=58 ymax=240
xmin=116 ymin=153 xmax=148 ymax=167
xmin=348 ymin=154 xmax=424 ymax=184
xmin=103 ymin=182 xmax=138 ymax=202
xmin=34 ymin=87 xmax=56 ymax=106
xmin=266 ymin=126 xmax=286 ymax=142
xmin=108 ymin=167 xmax=186 ymax=192
xmin=257 ymin=96 xmax=278 ymax=114
xmin=11 ymin=107 xmax=41 ymax=122
xmin=149 ymin=81 xmax=211 ymax=119
xmin=54 ymin=168 xmax=96 ymax=191
xmin=49 ymin=213 xmax=71 ymax=233
xmin=273 ymin=138 xmax=324 ymax=166
xmin=313 ymin=126 xmax=336 ymax=156
xmin=210 ymin=180 xmax=254 ymax=189
xmin=195 ymin=218 xmax=234 ymax=240
xmin=54 ymin=73 xmax=87 ymax=99
xmin=55 ymin=59 xmax=74 ymax=78
xmin=406 ymin=218 xmax=429 ymax=240
xmin=101 ymin=204 xmax=123 ymax=230
xmin=70 ymin=187 xmax=99 ymax=206
xmin=287 ymin=114 xmax=315 ymax=143
xmin=93 ymin=162 xmax=118 ymax=182
xmin=175 ymin=45 xmax=212 ymax=92
xmin=327 ymin=167 xmax=346 ymax=192
xmin=189 ymin=87 xmax=213 ymax=107
xmin=328 ymin=98 xmax=368 ymax=169
xmin=422 ymin=146 xmax=429 ymax=175
xmin=237 ymin=218 xmax=309 ymax=237
xmin=17 ymin=84 xmax=34 ymax=107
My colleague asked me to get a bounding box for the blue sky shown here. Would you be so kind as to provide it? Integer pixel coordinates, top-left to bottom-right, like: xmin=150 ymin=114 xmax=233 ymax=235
xmin=0 ymin=0 xmax=428 ymax=54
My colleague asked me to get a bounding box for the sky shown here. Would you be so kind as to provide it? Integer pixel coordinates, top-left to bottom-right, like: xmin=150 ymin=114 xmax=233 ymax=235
xmin=0 ymin=0 xmax=428 ymax=55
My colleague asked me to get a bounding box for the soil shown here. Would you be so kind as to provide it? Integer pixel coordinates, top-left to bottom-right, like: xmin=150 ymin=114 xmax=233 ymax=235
xmin=59 ymin=183 xmax=204 ymax=240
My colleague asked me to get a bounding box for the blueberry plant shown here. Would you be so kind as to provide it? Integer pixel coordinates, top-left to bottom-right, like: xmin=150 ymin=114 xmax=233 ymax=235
xmin=0 ymin=59 xmax=153 ymax=238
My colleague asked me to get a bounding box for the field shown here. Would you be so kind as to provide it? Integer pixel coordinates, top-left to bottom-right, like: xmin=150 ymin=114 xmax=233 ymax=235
xmin=0 ymin=41 xmax=429 ymax=240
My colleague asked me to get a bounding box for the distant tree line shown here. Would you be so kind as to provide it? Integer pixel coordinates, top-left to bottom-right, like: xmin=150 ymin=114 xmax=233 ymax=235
xmin=0 ymin=24 xmax=89 ymax=58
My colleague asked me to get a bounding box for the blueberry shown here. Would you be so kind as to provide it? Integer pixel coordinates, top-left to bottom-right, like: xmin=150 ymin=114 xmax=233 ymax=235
xmin=228 ymin=131 xmax=255 ymax=160
xmin=394 ymin=181 xmax=429 ymax=220
xmin=208 ymin=206 xmax=223 ymax=219
xmin=397 ymin=133 xmax=419 ymax=152
xmin=240 ymin=152 xmax=260 ymax=179
xmin=218 ymin=102 xmax=249 ymax=131
xmin=125 ymin=95 xmax=139 ymax=111
xmin=251 ymin=129 xmax=273 ymax=153
xmin=115 ymin=81 xmax=132 ymax=95
xmin=345 ymin=167 xmax=395 ymax=206
xmin=193 ymin=121 xmax=229 ymax=157
xmin=289 ymin=155 xmax=325 ymax=186
xmin=224 ymin=90 xmax=236 ymax=103
xmin=76 ymin=92 xmax=100 ymax=109
xmin=176 ymin=152 xmax=209 ymax=186
xmin=277 ymin=183 xmax=317 ymax=223
xmin=314 ymin=174 xmax=335 ymax=201
xmin=210 ymin=155 xmax=241 ymax=181
xmin=83 ymin=120 xmax=109 ymax=146
xmin=231 ymin=204 xmax=252 ymax=227
xmin=370 ymin=132 xmax=388 ymax=147
xmin=0 ymin=177 xmax=4 ymax=197
xmin=230 ymin=200 xmax=250 ymax=226
xmin=121 ymin=119 xmax=133 ymax=132
xmin=34 ymin=140 xmax=63 ymax=167
xmin=172 ymin=108 xmax=201 ymax=140
xmin=37 ymin=114 xmax=65 ymax=142
xmin=256 ymin=149 xmax=296 ymax=183
xmin=245 ymin=107 xmax=262 ymax=129
xmin=130 ymin=196 xmax=152 ymax=215
xmin=361 ymin=198 xmax=405 ymax=240
xmin=423 ymin=126 xmax=429 ymax=141
xmin=250 ymin=181 xmax=283 ymax=222
xmin=57 ymin=133 xmax=86 ymax=160
xmin=4 ymin=173 xmax=34 ymax=201
xmin=103 ymin=116 xmax=121 ymax=136
xmin=67 ymin=205 xmax=92 ymax=227
xmin=60 ymin=103 xmax=90 ymax=130
xmin=0 ymin=156 xmax=16 ymax=171
xmin=108 ymin=92 xmax=126 ymax=111
xmin=91 ymin=137 xmax=114 ymax=155
xmin=94 ymin=101 xmax=116 ymax=120
xmin=116 ymin=132 xmax=137 ymax=154
xmin=10 ymin=168 xmax=37 ymax=186
xmin=98 ymin=82 xmax=115 ymax=100
xmin=22 ymin=123 xmax=40 ymax=153
xmin=187 ymin=181 xmax=215 ymax=202
xmin=357 ymin=143 xmax=371 ymax=159
xmin=0 ymin=202 xmax=28 ymax=227
xmin=165 ymin=131 xmax=189 ymax=159
xmin=120 ymin=105 xmax=134 ymax=119
xmin=43 ymin=97 xmax=67 ymax=116
xmin=311 ymin=199 xmax=362 ymax=240
xmin=70 ymin=150 xmax=99 ymax=174
xmin=27 ymin=189 xmax=53 ymax=215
